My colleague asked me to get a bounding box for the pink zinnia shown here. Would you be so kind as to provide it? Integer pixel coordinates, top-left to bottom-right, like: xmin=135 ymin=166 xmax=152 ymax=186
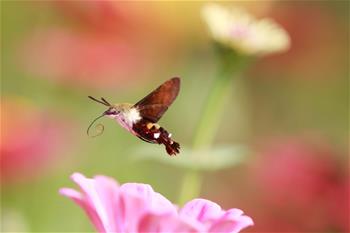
xmin=1 ymin=97 xmax=70 ymax=183
xmin=60 ymin=173 xmax=253 ymax=233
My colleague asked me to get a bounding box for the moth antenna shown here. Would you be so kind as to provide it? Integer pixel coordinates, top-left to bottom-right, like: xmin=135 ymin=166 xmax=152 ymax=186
xmin=88 ymin=96 xmax=110 ymax=106
xmin=101 ymin=97 xmax=111 ymax=106
xmin=87 ymin=114 xmax=105 ymax=137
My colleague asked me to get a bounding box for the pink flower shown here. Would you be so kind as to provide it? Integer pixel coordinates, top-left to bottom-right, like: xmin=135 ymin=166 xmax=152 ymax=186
xmin=19 ymin=29 xmax=149 ymax=89
xmin=248 ymin=137 xmax=349 ymax=232
xmin=60 ymin=173 xmax=253 ymax=232
xmin=250 ymin=4 xmax=347 ymax=81
xmin=0 ymin=97 xmax=71 ymax=184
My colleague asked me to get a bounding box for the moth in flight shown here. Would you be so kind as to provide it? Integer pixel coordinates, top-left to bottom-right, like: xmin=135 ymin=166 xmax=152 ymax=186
xmin=88 ymin=77 xmax=181 ymax=156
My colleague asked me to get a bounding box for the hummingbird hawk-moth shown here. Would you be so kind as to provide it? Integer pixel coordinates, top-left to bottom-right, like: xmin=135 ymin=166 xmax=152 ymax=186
xmin=88 ymin=77 xmax=181 ymax=156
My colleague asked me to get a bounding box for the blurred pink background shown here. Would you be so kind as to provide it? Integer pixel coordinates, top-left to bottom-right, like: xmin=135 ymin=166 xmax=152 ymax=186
xmin=1 ymin=1 xmax=348 ymax=232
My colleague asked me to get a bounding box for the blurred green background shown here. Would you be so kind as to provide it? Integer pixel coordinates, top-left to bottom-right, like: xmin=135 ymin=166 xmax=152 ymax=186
xmin=1 ymin=1 xmax=348 ymax=232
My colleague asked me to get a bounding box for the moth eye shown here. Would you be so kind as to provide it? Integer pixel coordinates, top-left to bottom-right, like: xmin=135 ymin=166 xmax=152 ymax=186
xmin=105 ymin=109 xmax=118 ymax=115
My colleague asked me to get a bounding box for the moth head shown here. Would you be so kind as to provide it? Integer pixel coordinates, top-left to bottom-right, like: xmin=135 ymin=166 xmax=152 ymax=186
xmin=104 ymin=106 xmax=120 ymax=117
xmin=108 ymin=103 xmax=133 ymax=116
xmin=88 ymin=96 xmax=115 ymax=115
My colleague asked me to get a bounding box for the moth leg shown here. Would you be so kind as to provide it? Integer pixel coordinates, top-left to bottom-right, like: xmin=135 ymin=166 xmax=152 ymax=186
xmin=137 ymin=135 xmax=156 ymax=144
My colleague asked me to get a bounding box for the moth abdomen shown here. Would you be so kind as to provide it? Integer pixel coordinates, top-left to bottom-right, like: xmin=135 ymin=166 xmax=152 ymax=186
xmin=163 ymin=139 xmax=180 ymax=156
xmin=132 ymin=120 xmax=180 ymax=156
xmin=157 ymin=127 xmax=180 ymax=156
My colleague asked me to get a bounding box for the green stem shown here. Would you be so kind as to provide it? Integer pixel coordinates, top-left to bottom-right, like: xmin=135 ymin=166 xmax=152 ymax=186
xmin=192 ymin=66 xmax=237 ymax=149
xmin=178 ymin=52 xmax=248 ymax=205
xmin=178 ymin=170 xmax=202 ymax=205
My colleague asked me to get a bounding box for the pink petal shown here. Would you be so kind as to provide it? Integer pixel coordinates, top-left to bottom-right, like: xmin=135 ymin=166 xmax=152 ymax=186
xmin=59 ymin=187 xmax=106 ymax=233
xmin=209 ymin=209 xmax=254 ymax=233
xmin=180 ymin=199 xmax=254 ymax=233
xmin=70 ymin=173 xmax=120 ymax=232
xmin=117 ymin=183 xmax=176 ymax=232
xmin=180 ymin=199 xmax=222 ymax=223
xmin=93 ymin=175 xmax=121 ymax=232
xmin=138 ymin=212 xmax=201 ymax=233
xmin=59 ymin=187 xmax=82 ymax=200
xmin=120 ymin=183 xmax=176 ymax=214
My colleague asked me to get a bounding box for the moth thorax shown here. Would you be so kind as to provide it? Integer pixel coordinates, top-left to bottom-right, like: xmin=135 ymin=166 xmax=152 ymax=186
xmin=126 ymin=108 xmax=141 ymax=123
xmin=113 ymin=103 xmax=133 ymax=112
xmin=114 ymin=103 xmax=141 ymax=124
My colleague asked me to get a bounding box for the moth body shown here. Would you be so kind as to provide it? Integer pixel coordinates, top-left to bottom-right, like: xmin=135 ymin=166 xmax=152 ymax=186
xmin=104 ymin=104 xmax=179 ymax=155
xmin=105 ymin=103 xmax=141 ymax=135
xmin=132 ymin=119 xmax=180 ymax=155
xmin=88 ymin=77 xmax=181 ymax=156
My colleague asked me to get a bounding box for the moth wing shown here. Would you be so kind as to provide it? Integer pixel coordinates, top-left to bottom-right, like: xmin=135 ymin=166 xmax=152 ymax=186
xmin=137 ymin=104 xmax=168 ymax=123
xmin=134 ymin=77 xmax=180 ymax=122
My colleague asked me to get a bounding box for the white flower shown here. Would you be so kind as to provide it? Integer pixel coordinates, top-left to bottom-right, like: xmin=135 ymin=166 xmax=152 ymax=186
xmin=202 ymin=3 xmax=290 ymax=56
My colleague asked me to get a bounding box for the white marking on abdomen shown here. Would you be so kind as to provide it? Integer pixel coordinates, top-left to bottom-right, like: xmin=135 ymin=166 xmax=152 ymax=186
xmin=154 ymin=133 xmax=160 ymax=139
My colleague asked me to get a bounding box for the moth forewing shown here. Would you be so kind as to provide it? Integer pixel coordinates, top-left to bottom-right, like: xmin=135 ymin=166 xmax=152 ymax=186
xmin=136 ymin=104 xmax=169 ymax=123
xmin=135 ymin=77 xmax=180 ymax=123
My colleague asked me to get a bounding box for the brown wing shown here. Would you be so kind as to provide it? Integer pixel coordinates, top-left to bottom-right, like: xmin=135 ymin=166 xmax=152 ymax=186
xmin=134 ymin=77 xmax=180 ymax=122
xmin=136 ymin=104 xmax=168 ymax=123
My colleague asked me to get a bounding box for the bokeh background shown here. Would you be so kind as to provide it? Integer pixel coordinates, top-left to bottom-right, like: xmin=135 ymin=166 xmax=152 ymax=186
xmin=1 ymin=1 xmax=348 ymax=232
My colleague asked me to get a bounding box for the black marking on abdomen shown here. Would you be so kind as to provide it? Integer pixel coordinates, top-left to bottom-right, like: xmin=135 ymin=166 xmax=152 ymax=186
xmin=132 ymin=119 xmax=180 ymax=156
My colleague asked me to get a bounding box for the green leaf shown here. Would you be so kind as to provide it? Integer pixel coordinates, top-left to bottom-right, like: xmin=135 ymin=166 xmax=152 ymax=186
xmin=129 ymin=144 xmax=251 ymax=171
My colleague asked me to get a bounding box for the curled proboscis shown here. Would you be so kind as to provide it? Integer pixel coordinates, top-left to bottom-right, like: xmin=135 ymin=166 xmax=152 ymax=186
xmin=87 ymin=114 xmax=105 ymax=137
